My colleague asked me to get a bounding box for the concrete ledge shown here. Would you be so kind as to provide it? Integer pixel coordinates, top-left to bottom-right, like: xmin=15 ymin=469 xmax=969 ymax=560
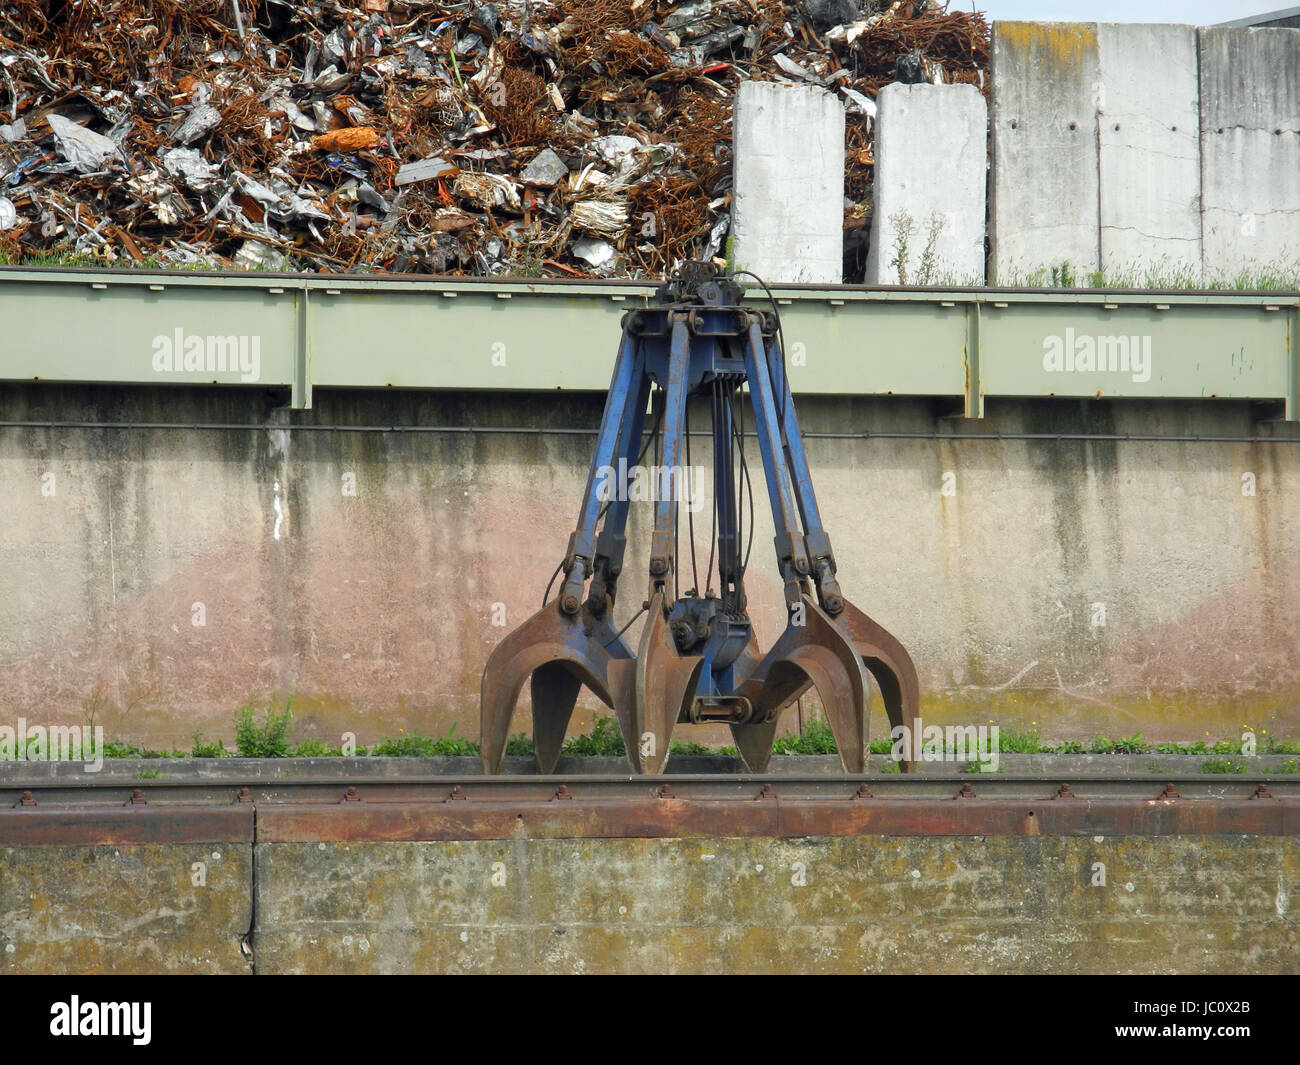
xmin=3 ymin=753 xmax=1295 ymax=784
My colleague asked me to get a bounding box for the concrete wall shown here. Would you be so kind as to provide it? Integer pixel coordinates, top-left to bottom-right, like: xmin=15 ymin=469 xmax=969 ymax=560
xmin=1096 ymin=24 xmax=1201 ymax=279
xmin=0 ymin=843 xmax=252 ymax=973
xmin=5 ymin=835 xmax=1296 ymax=973
xmin=989 ymin=22 xmax=1300 ymax=285
xmin=732 ymin=81 xmax=845 ymax=284
xmin=1199 ymin=27 xmax=1300 ymax=282
xmin=990 ymin=23 xmax=1100 ymax=284
xmin=0 ymin=384 xmax=1296 ymax=750
xmin=865 ymin=83 xmax=986 ymax=285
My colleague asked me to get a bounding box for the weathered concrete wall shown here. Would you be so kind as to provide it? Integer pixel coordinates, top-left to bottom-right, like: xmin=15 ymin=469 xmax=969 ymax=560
xmin=1096 ymin=24 xmax=1201 ymax=279
xmin=732 ymin=81 xmax=845 ymax=284
xmin=1199 ymin=28 xmax=1300 ymax=282
xmin=6 ymin=835 xmax=1295 ymax=974
xmin=865 ymin=83 xmax=986 ymax=285
xmin=0 ymin=385 xmax=1296 ymax=750
xmin=254 ymin=836 xmax=1299 ymax=974
xmin=990 ymin=21 xmax=1299 ymax=285
xmin=990 ymin=23 xmax=1100 ymax=284
xmin=0 ymin=843 xmax=252 ymax=973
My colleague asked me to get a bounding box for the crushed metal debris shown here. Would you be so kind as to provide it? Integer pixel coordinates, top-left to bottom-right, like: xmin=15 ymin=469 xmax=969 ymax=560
xmin=0 ymin=0 xmax=989 ymax=278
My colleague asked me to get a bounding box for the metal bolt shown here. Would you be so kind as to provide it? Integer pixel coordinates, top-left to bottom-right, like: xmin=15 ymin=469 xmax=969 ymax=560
xmin=129 ymin=788 xmax=147 ymax=805
xmin=1055 ymin=783 xmax=1076 ymax=799
xmin=1252 ymin=782 xmax=1273 ymax=800
xmin=237 ymin=786 xmax=253 ymax=803
xmin=1161 ymin=782 xmax=1179 ymax=800
xmin=649 ymin=557 xmax=668 ymax=576
xmin=555 ymin=784 xmax=572 ymax=800
xmin=658 ymin=784 xmax=675 ymax=799
xmin=448 ymin=785 xmax=467 ymax=801
xmin=18 ymin=790 xmax=35 ymax=807
xmin=855 ymin=782 xmax=873 ymax=799
xmin=343 ymin=786 xmax=361 ymax=802
xmin=957 ymin=782 xmax=977 ymax=799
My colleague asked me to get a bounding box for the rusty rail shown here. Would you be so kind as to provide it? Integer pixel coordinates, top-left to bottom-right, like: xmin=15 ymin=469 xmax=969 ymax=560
xmin=2 ymin=775 xmax=1296 ymax=843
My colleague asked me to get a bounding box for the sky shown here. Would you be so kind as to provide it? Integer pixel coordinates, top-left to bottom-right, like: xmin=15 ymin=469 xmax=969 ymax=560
xmin=966 ymin=1 xmax=1290 ymax=24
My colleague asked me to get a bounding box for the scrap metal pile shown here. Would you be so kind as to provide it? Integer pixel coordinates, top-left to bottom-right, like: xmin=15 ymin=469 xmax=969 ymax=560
xmin=0 ymin=0 xmax=989 ymax=279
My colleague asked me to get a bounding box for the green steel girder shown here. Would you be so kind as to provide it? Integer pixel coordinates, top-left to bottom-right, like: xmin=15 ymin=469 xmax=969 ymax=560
xmin=0 ymin=268 xmax=1295 ymax=417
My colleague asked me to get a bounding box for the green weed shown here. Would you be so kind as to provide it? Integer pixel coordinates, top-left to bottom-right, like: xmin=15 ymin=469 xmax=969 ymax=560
xmin=772 ymin=718 xmax=838 ymax=755
xmin=1089 ymin=732 xmax=1149 ymax=754
xmin=998 ymin=730 xmax=1043 ymax=754
xmin=505 ymin=733 xmax=534 ymax=756
xmin=372 ymin=724 xmax=478 ymax=757
xmin=234 ymin=698 xmax=294 ymax=758
xmin=561 ymin=716 xmax=625 ymax=756
xmin=191 ymin=731 xmax=228 ymax=758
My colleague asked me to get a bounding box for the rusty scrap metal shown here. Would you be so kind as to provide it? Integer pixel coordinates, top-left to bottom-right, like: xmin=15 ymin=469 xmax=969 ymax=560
xmin=0 ymin=0 xmax=988 ymax=279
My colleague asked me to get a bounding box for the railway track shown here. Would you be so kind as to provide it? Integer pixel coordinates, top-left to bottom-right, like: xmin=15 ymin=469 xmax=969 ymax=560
xmin=3 ymin=773 xmax=1296 ymax=842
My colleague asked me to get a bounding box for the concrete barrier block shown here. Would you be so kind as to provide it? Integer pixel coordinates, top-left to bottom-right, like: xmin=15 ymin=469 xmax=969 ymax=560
xmin=732 ymin=81 xmax=845 ymax=284
xmin=1097 ymin=24 xmax=1202 ymax=281
xmin=1199 ymin=27 xmax=1300 ymax=282
xmin=865 ymin=83 xmax=987 ymax=285
xmin=991 ymin=22 xmax=1101 ymax=285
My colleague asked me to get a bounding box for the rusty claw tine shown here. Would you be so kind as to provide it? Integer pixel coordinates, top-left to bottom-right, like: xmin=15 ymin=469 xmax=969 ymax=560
xmin=729 ymin=634 xmax=779 ymax=771
xmin=530 ymin=662 xmax=582 ymax=774
xmin=606 ymin=657 xmax=640 ymax=771
xmin=480 ymin=598 xmax=627 ymax=774
xmin=634 ymin=592 xmax=705 ymax=774
xmin=739 ymin=594 xmax=870 ymax=773
xmin=730 ymin=719 xmax=782 ymax=773
xmin=836 ymin=599 xmax=921 ymax=773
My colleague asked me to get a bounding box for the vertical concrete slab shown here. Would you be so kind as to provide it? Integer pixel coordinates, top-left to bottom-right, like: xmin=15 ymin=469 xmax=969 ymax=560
xmin=865 ymin=83 xmax=987 ymax=285
xmin=1199 ymin=27 xmax=1300 ymax=283
xmin=990 ymin=22 xmax=1100 ymax=285
xmin=732 ymin=81 xmax=845 ymax=284
xmin=1096 ymin=24 xmax=1202 ymax=282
